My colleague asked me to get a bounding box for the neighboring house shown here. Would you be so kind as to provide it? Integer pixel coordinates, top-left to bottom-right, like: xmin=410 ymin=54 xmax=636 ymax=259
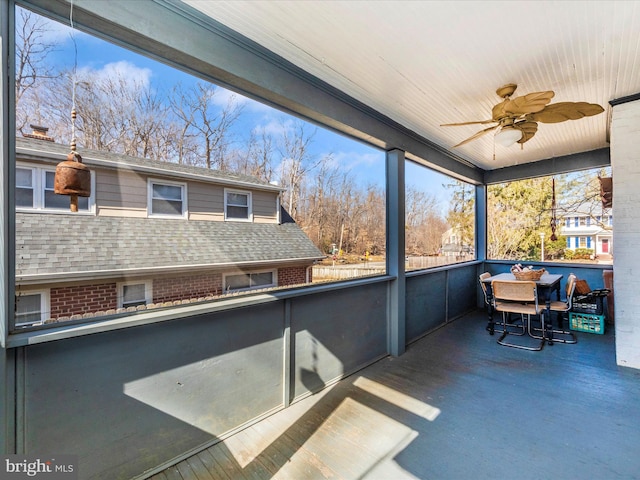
xmin=440 ymin=227 xmax=473 ymax=257
xmin=15 ymin=130 xmax=324 ymax=326
xmin=560 ymin=207 xmax=613 ymax=258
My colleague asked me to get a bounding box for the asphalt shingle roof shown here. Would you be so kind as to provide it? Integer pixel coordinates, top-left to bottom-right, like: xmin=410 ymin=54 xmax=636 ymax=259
xmin=17 ymin=136 xmax=281 ymax=191
xmin=17 ymin=213 xmax=324 ymax=279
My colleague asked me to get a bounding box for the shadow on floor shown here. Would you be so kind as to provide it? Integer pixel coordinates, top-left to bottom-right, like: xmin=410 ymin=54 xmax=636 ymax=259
xmin=152 ymin=310 xmax=640 ymax=480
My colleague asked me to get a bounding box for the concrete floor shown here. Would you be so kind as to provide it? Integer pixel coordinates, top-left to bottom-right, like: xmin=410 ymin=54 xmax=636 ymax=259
xmin=151 ymin=310 xmax=640 ymax=479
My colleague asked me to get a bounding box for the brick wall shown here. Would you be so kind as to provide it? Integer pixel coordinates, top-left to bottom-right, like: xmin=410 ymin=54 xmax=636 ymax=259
xmin=46 ymin=266 xmax=311 ymax=321
xmin=611 ymin=98 xmax=640 ymax=369
xmin=50 ymin=283 xmax=117 ymax=319
xmin=278 ymin=266 xmax=309 ymax=286
xmin=153 ymin=273 xmax=223 ymax=303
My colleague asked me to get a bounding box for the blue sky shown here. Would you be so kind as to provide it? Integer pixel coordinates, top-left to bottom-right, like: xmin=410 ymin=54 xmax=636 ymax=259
xmin=33 ymin=6 xmax=454 ymax=213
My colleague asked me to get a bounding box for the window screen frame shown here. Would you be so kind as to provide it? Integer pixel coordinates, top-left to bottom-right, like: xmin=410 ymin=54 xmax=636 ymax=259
xmin=117 ymin=280 xmax=153 ymax=309
xmin=223 ymin=270 xmax=276 ymax=293
xmin=224 ymin=188 xmax=252 ymax=222
xmin=147 ymin=178 xmax=187 ymax=218
xmin=15 ymin=289 xmax=49 ymax=327
xmin=16 ymin=162 xmax=95 ymax=213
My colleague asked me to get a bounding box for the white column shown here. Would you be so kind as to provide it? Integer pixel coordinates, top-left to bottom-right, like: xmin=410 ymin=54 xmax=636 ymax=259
xmin=611 ymin=98 xmax=640 ymax=369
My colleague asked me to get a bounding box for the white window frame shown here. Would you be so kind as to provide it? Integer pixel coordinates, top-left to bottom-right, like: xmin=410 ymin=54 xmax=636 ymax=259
xmin=223 ymin=270 xmax=277 ymax=293
xmin=117 ymin=280 xmax=153 ymax=309
xmin=15 ymin=289 xmax=50 ymax=327
xmin=147 ymin=178 xmax=187 ymax=218
xmin=16 ymin=163 xmax=95 ymax=214
xmin=224 ymin=188 xmax=253 ymax=221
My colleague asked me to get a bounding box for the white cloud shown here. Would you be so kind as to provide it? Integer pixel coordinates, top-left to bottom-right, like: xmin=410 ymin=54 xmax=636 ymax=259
xmin=332 ymin=150 xmax=380 ymax=170
xmin=76 ymin=61 xmax=153 ymax=95
xmin=91 ymin=61 xmax=152 ymax=86
xmin=212 ymin=87 xmax=273 ymax=114
xmin=253 ymin=118 xmax=290 ymax=137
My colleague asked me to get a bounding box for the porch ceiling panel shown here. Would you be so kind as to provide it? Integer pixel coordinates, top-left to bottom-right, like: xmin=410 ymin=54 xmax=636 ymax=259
xmin=186 ymin=0 xmax=640 ymax=171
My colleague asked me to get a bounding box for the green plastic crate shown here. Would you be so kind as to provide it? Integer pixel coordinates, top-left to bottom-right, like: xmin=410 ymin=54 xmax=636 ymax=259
xmin=569 ymin=312 xmax=605 ymax=334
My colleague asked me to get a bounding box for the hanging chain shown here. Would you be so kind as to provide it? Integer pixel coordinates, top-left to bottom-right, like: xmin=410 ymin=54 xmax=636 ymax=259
xmin=69 ymin=0 xmax=78 ymax=159
xmin=550 ymin=177 xmax=558 ymax=241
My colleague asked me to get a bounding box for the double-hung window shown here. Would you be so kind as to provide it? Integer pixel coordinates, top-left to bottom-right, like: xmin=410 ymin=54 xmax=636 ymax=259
xmin=224 ymin=189 xmax=252 ymax=221
xmin=148 ymin=179 xmax=187 ymax=217
xmin=16 ymin=167 xmax=35 ymax=207
xmin=16 ymin=164 xmax=93 ymax=212
xmin=224 ymin=271 xmax=275 ymax=292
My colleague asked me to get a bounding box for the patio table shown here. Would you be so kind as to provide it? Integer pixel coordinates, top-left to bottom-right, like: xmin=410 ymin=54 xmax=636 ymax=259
xmin=481 ymin=272 xmax=563 ymax=344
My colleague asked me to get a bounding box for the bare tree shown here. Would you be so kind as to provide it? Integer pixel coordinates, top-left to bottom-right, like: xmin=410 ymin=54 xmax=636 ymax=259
xmin=170 ymin=82 xmax=244 ymax=169
xmin=278 ymin=120 xmax=321 ymax=218
xmin=15 ymin=8 xmax=61 ymax=134
xmin=226 ymin=130 xmax=276 ymax=182
xmin=406 ymin=186 xmax=447 ymax=255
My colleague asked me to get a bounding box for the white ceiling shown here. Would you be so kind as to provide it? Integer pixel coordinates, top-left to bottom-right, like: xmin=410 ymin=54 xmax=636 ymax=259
xmin=185 ymin=0 xmax=640 ymax=171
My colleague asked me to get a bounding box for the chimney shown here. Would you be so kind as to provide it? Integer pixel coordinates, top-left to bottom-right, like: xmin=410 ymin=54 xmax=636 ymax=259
xmin=23 ymin=124 xmax=55 ymax=142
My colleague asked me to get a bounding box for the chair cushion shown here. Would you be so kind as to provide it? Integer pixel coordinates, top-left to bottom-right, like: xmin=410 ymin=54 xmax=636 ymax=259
xmin=495 ymin=302 xmax=542 ymax=315
xmin=548 ymin=300 xmax=570 ymax=312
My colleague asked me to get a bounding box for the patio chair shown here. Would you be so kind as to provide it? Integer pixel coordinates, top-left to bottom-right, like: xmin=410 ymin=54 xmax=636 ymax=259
xmin=491 ymin=280 xmax=546 ymax=351
xmin=530 ymin=273 xmax=578 ymax=344
xmin=479 ymin=272 xmax=525 ymax=336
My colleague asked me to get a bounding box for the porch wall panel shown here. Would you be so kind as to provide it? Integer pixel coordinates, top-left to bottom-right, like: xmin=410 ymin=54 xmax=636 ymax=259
xmin=20 ymin=303 xmax=286 ymax=479
xmin=14 ymin=279 xmax=399 ymax=479
xmin=291 ymin=282 xmax=388 ymax=400
xmin=447 ymin=265 xmax=478 ymax=319
xmin=405 ymin=263 xmax=478 ymax=343
xmin=406 ymin=270 xmax=447 ymax=342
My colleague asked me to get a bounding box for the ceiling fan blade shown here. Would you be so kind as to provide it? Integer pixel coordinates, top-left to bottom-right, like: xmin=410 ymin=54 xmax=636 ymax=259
xmin=493 ymin=91 xmax=555 ymax=119
xmin=514 ymin=120 xmax=539 ymax=144
xmin=528 ymin=102 xmax=605 ymax=123
xmin=440 ymin=119 xmax=496 ymax=127
xmin=452 ymin=125 xmax=498 ymax=147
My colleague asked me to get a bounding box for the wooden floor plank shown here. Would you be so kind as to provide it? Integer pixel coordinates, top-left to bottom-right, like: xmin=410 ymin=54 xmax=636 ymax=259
xmin=150 ymin=310 xmax=640 ymax=480
xmin=184 ymin=455 xmax=216 ymax=480
xmin=196 ymin=449 xmax=234 ymax=480
xmin=205 ymin=443 xmax=249 ymax=480
xmin=146 ymin=473 xmax=169 ymax=480
xmin=239 ymin=425 xmax=294 ymax=477
xmin=175 ymin=460 xmax=197 ymax=480
xmin=264 ymin=413 xmax=365 ymax=480
xmin=230 ymin=427 xmax=282 ymax=477
xmin=161 ymin=465 xmax=184 ymax=480
xmin=221 ymin=433 xmax=271 ymax=480
xmin=253 ymin=418 xmax=339 ymax=479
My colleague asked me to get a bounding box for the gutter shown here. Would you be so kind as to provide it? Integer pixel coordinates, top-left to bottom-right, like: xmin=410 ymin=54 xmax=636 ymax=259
xmin=16 ymin=256 xmax=325 ymax=286
xmin=16 ymin=145 xmax=284 ymax=193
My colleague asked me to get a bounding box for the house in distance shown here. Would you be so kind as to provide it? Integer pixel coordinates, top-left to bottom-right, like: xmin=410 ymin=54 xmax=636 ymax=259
xmin=15 ymin=128 xmax=324 ymax=327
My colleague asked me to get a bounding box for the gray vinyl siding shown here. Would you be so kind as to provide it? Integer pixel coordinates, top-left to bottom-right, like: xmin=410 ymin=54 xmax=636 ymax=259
xmin=188 ymin=181 xmax=224 ymax=221
xmin=95 ymin=171 xmax=278 ymax=222
xmin=96 ymin=169 xmax=148 ymax=214
xmin=252 ymin=189 xmax=278 ymax=223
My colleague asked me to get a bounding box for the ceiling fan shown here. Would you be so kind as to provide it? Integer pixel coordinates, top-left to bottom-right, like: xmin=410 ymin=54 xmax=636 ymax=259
xmin=441 ymin=84 xmax=604 ymax=148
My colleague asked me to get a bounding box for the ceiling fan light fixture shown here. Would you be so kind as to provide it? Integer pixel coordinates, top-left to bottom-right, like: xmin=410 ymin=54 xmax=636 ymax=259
xmin=494 ymin=127 xmax=523 ymax=147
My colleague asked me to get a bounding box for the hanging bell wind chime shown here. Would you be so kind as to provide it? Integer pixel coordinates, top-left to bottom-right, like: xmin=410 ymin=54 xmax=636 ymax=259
xmin=549 ymin=178 xmax=558 ymax=241
xmin=53 ymin=0 xmax=90 ymax=212
xmin=54 ymin=110 xmax=91 ymax=212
